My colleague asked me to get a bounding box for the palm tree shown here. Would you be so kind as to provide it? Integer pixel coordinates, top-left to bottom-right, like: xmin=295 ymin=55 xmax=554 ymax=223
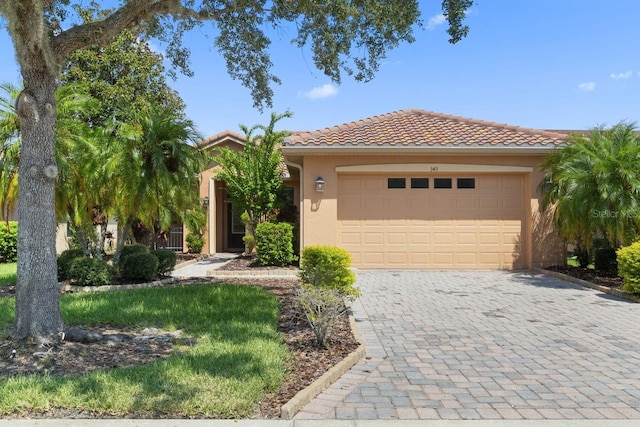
xmin=0 ymin=83 xmax=21 ymax=227
xmin=110 ymin=107 xmax=206 ymax=265
xmin=541 ymin=122 xmax=640 ymax=262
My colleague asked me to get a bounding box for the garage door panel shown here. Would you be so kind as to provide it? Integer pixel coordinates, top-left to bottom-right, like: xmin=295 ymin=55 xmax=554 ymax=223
xmin=410 ymin=232 xmax=430 ymax=244
xmin=387 ymin=232 xmax=408 ymax=244
xmin=387 ymin=252 xmax=408 ymax=265
xmin=337 ymin=174 xmax=525 ymax=269
xmin=364 ymin=232 xmax=384 ymax=244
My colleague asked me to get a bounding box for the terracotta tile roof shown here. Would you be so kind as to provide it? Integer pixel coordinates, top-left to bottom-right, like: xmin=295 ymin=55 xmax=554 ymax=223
xmin=284 ymin=109 xmax=568 ymax=148
xmin=197 ymin=130 xmax=245 ymax=148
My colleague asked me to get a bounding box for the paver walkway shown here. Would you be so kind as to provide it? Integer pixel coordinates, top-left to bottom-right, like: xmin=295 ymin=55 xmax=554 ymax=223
xmin=296 ymin=270 xmax=640 ymax=420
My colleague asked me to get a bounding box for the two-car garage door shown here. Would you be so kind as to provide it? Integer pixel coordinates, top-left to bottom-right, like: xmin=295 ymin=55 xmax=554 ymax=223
xmin=337 ymin=174 xmax=525 ymax=269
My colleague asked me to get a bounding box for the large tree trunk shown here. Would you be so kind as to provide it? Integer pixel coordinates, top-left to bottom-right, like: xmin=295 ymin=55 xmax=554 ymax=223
xmin=13 ymin=70 xmax=64 ymax=344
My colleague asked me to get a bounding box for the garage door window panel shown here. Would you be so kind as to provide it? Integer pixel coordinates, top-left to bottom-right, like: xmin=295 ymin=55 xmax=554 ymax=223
xmin=388 ymin=178 xmax=406 ymax=189
xmin=434 ymin=178 xmax=453 ymax=189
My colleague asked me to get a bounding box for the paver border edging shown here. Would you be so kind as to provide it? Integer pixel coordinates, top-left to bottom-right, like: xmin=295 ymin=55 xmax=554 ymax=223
xmin=280 ymin=303 xmax=365 ymax=420
xmin=532 ymin=267 xmax=639 ymax=303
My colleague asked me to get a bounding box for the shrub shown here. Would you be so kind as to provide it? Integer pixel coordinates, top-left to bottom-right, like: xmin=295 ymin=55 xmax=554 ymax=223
xmin=294 ymin=284 xmax=345 ymax=347
xmin=299 ymin=245 xmax=359 ymax=297
xmin=255 ymin=222 xmax=296 ymax=266
xmin=152 ymin=249 xmax=177 ymax=276
xmin=121 ymin=252 xmax=159 ymax=282
xmin=68 ymin=257 xmax=112 ymax=287
xmin=594 ymin=247 xmax=618 ymax=273
xmin=186 ymin=233 xmax=204 ymax=254
xmin=242 ymin=234 xmax=256 ymax=255
xmin=57 ymin=248 xmax=86 ymax=281
xmin=617 ymin=242 xmax=640 ymax=296
xmin=120 ymin=243 xmax=149 ymax=259
xmin=0 ymin=222 xmax=18 ymax=263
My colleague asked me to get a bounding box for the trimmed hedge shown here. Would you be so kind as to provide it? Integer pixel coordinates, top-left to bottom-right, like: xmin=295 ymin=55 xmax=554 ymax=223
xmin=0 ymin=221 xmax=18 ymax=263
xmin=255 ymin=222 xmax=296 ymax=266
xmin=152 ymin=249 xmax=177 ymax=276
xmin=617 ymin=242 xmax=640 ymax=296
xmin=121 ymin=252 xmax=159 ymax=282
xmin=57 ymin=248 xmax=86 ymax=281
xmin=120 ymin=243 xmax=149 ymax=259
xmin=68 ymin=257 xmax=112 ymax=287
xmin=299 ymin=245 xmax=359 ymax=297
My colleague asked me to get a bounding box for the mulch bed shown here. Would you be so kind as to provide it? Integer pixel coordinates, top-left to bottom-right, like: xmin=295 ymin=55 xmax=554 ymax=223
xmin=544 ymin=265 xmax=624 ymax=290
xmin=0 ymin=257 xmax=359 ymax=419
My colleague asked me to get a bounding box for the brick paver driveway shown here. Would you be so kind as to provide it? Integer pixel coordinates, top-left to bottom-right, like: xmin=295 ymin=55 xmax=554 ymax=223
xmin=296 ymin=271 xmax=640 ymax=420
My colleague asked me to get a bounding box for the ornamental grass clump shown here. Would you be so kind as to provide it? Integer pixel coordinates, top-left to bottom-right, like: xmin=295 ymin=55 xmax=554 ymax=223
xmin=295 ymin=245 xmax=359 ymax=347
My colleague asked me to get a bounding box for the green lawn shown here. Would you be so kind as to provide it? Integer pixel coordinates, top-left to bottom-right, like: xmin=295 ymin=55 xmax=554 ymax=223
xmin=566 ymin=257 xmax=594 ymax=269
xmin=0 ymin=284 xmax=289 ymax=418
xmin=0 ymin=263 xmax=16 ymax=286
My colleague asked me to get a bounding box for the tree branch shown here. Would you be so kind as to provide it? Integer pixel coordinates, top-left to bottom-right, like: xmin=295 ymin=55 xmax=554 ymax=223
xmin=51 ymin=0 xmax=225 ymax=60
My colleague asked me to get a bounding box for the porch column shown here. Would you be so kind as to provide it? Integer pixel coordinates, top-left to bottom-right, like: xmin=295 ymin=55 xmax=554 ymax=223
xmin=208 ymin=177 xmax=216 ymax=255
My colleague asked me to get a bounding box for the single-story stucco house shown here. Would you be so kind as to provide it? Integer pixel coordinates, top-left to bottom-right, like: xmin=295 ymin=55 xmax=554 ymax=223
xmin=200 ymin=109 xmax=568 ymax=269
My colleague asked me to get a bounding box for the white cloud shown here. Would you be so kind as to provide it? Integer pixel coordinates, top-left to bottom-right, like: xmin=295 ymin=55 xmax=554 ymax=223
xmin=578 ymin=82 xmax=596 ymax=92
xmin=610 ymin=71 xmax=633 ymax=79
xmin=426 ymin=14 xmax=446 ymax=30
xmin=302 ymin=84 xmax=338 ymax=100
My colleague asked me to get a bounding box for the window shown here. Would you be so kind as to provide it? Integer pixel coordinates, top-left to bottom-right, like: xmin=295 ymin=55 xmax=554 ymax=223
xmin=457 ymin=178 xmax=476 ymax=189
xmin=434 ymin=178 xmax=452 ymax=189
xmin=388 ymin=178 xmax=406 ymax=189
xmin=411 ymin=178 xmax=429 ymax=189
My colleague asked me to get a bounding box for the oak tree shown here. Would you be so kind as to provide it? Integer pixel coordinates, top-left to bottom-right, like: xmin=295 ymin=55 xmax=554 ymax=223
xmin=0 ymin=0 xmax=473 ymax=345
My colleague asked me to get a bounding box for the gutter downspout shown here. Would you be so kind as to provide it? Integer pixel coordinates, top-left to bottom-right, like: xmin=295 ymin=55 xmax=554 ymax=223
xmin=285 ymin=160 xmax=304 ymax=253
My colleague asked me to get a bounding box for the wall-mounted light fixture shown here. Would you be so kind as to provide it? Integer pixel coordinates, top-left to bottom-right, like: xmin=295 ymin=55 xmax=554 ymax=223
xmin=202 ymin=196 xmax=210 ymax=208
xmin=315 ymin=176 xmax=325 ymax=192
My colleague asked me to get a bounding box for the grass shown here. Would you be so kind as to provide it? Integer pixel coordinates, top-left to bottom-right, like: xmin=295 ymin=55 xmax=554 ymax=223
xmin=0 ymin=284 xmax=290 ymax=418
xmin=566 ymin=257 xmax=594 ymax=269
xmin=0 ymin=263 xmax=16 ymax=286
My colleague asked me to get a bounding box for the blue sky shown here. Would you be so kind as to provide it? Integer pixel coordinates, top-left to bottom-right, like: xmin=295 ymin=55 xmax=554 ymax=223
xmin=1 ymin=1 xmax=640 ymax=138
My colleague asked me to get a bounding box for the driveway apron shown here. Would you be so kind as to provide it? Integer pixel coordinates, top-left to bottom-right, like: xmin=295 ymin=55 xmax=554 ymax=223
xmin=295 ymin=270 xmax=640 ymax=420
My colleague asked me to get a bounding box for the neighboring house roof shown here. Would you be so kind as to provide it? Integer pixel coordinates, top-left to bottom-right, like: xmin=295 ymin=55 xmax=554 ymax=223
xmin=284 ymin=109 xmax=568 ymax=150
xmin=197 ymin=130 xmax=245 ymax=150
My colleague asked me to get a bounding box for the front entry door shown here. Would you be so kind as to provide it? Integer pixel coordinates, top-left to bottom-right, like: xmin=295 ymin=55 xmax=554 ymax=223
xmin=227 ymin=202 xmax=245 ymax=250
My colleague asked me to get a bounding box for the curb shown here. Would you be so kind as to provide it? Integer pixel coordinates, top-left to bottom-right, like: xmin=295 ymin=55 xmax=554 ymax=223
xmin=280 ymin=303 xmax=366 ymax=420
xmin=532 ymin=268 xmax=639 ymax=303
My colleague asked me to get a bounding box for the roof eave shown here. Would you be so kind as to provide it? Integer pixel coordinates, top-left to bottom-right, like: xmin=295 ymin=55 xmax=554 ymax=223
xmin=280 ymin=145 xmax=564 ymax=156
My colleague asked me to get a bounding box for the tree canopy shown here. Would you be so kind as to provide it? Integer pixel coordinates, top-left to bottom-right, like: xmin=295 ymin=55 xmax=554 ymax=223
xmin=214 ymin=111 xmax=291 ymax=238
xmin=541 ymin=122 xmax=640 ymax=256
xmin=0 ymin=0 xmax=474 ymax=343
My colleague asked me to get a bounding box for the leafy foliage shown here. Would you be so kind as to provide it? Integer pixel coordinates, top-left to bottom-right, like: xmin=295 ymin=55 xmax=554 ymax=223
xmin=295 ymin=284 xmax=345 ymax=348
xmin=0 ymin=83 xmax=20 ymax=224
xmin=299 ymin=245 xmax=359 ymax=297
xmin=617 ymin=242 xmax=640 ymax=296
xmin=255 ymin=222 xmax=296 ymax=267
xmin=185 ymin=233 xmax=204 ymax=254
xmin=0 ymin=221 xmax=17 ymax=263
xmin=68 ymin=257 xmax=113 ymax=287
xmin=151 ymin=249 xmax=177 ymax=276
xmin=118 ymin=244 xmax=149 ymax=265
xmin=111 ymin=108 xmax=206 ymax=264
xmin=214 ymin=112 xmax=290 ymax=238
xmin=121 ymin=252 xmax=159 ymax=282
xmin=541 ymin=122 xmax=640 ymax=256
xmin=57 ymin=248 xmax=85 ymax=281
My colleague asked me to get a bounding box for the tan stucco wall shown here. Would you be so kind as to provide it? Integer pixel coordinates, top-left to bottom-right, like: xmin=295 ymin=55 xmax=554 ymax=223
xmin=297 ymin=153 xmax=563 ymax=269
